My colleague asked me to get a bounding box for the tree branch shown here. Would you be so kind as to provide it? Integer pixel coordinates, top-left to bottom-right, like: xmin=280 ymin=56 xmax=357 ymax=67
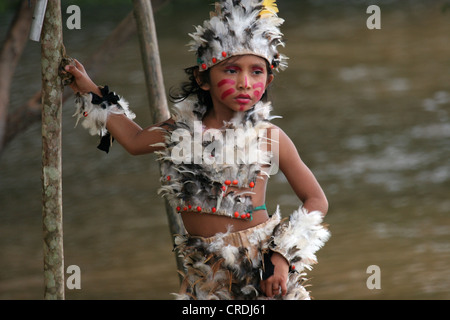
xmin=0 ymin=0 xmax=33 ymax=153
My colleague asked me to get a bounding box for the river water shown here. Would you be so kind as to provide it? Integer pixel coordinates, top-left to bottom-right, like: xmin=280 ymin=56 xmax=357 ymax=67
xmin=0 ymin=1 xmax=449 ymax=299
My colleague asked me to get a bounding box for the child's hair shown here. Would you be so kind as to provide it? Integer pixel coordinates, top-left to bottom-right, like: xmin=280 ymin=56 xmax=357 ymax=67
xmin=169 ymin=66 xmax=213 ymax=108
xmin=169 ymin=61 xmax=274 ymax=111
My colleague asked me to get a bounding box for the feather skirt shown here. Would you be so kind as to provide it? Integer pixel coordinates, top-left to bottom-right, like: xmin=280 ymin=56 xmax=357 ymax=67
xmin=172 ymin=206 xmax=330 ymax=300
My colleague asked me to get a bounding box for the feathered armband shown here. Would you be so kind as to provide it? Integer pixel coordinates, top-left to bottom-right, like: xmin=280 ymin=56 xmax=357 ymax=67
xmin=269 ymin=207 xmax=330 ymax=273
xmin=73 ymin=86 xmax=135 ymax=153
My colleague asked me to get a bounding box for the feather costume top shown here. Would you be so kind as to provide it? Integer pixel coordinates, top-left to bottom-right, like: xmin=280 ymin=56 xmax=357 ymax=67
xmin=155 ymin=98 xmax=280 ymax=220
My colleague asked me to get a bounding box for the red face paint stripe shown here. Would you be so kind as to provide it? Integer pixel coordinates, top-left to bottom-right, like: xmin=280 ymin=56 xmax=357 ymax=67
xmin=218 ymin=79 xmax=236 ymax=87
xmin=221 ymin=88 xmax=235 ymax=100
xmin=253 ymin=82 xmax=265 ymax=90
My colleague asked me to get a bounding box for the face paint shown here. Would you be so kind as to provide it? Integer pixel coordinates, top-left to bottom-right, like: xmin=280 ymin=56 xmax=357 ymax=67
xmin=221 ymin=88 xmax=235 ymax=100
xmin=218 ymin=79 xmax=236 ymax=101
xmin=253 ymin=82 xmax=265 ymax=100
xmin=244 ymin=76 xmax=248 ymax=88
xmin=218 ymin=79 xmax=236 ymax=87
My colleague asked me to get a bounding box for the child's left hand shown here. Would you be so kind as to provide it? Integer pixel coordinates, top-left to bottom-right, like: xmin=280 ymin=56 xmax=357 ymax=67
xmin=260 ymin=252 xmax=289 ymax=297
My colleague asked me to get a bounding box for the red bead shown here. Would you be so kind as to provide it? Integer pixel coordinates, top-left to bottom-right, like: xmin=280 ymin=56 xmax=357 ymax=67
xmin=201 ymin=63 xmax=207 ymax=70
xmin=271 ymin=65 xmax=274 ymax=69
xmin=232 ymin=179 xmax=238 ymax=185
xmin=234 ymin=211 xmax=239 ymax=218
xmin=224 ymin=180 xmax=231 ymax=186
xmin=292 ymin=265 xmax=296 ymax=270
xmin=212 ymin=207 xmax=216 ymax=213
xmin=221 ymin=186 xmax=227 ymax=191
xmin=183 ymin=207 xmax=188 ymax=211
xmin=176 ymin=206 xmax=181 ymax=212
xmin=240 ymin=214 xmax=247 ymax=219
xmin=83 ymin=111 xmax=88 ymax=117
xmin=222 ymin=51 xmax=227 ymax=57
xmin=197 ymin=206 xmax=202 ymax=212
xmin=166 ymin=175 xmax=171 ymax=181
xmin=212 ymin=57 xmax=217 ymax=63
xmin=246 ymin=213 xmax=251 ymax=219
xmin=249 ymin=181 xmax=255 ymax=188
xmin=188 ymin=205 xmax=192 ymax=209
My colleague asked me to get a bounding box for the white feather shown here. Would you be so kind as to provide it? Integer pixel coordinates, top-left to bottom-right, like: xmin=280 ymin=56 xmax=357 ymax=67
xmin=272 ymin=207 xmax=330 ymax=272
xmin=188 ymin=0 xmax=287 ymax=71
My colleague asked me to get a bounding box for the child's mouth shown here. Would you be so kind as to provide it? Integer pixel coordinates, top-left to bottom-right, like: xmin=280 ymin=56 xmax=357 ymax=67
xmin=235 ymin=94 xmax=251 ymax=105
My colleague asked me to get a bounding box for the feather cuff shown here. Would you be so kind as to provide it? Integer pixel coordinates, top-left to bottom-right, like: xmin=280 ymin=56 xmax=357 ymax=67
xmin=73 ymin=86 xmax=135 ymax=152
xmin=270 ymin=206 xmax=330 ymax=273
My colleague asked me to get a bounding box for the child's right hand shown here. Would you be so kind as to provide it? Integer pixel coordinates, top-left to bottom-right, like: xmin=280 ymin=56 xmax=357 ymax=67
xmin=260 ymin=252 xmax=289 ymax=298
xmin=63 ymin=59 xmax=101 ymax=96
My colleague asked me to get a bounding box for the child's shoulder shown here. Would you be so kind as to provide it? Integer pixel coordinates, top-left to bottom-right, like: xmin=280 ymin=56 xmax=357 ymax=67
xmin=266 ymin=124 xmax=300 ymax=154
xmin=266 ymin=123 xmax=285 ymax=139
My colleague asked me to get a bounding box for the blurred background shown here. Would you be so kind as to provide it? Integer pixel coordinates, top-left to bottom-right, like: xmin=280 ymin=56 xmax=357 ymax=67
xmin=0 ymin=0 xmax=449 ymax=299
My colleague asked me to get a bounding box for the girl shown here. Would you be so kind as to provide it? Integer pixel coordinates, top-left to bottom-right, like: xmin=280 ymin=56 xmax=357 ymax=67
xmin=65 ymin=0 xmax=329 ymax=300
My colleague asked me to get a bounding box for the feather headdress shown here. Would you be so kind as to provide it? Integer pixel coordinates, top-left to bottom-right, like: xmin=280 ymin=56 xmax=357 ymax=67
xmin=188 ymin=0 xmax=288 ymax=72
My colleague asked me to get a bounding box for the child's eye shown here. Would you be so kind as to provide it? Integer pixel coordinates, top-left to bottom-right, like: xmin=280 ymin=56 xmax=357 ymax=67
xmin=224 ymin=66 xmax=241 ymax=74
xmin=252 ymin=68 xmax=264 ymax=75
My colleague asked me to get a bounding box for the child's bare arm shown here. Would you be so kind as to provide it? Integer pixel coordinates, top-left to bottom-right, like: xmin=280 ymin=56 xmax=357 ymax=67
xmin=106 ymin=114 xmax=171 ymax=155
xmin=260 ymin=125 xmax=328 ymax=297
xmin=273 ymin=125 xmax=328 ymax=216
xmin=65 ymin=59 xmax=170 ymax=155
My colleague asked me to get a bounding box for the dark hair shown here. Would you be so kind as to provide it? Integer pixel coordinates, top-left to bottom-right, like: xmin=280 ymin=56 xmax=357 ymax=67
xmin=169 ymin=60 xmax=274 ymax=111
xmin=169 ymin=66 xmax=213 ymax=108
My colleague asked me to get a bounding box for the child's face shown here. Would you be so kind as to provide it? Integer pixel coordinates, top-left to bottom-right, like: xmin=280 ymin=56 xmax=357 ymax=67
xmin=200 ymin=55 xmax=274 ymax=113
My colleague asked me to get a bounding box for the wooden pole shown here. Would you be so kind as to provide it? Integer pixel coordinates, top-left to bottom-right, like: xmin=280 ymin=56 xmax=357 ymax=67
xmin=40 ymin=0 xmax=65 ymax=300
xmin=132 ymin=0 xmax=170 ymax=122
xmin=132 ymin=0 xmax=186 ymax=277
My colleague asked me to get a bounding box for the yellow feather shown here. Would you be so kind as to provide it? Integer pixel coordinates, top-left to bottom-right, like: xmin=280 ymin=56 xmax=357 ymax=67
xmin=260 ymin=0 xmax=279 ymax=18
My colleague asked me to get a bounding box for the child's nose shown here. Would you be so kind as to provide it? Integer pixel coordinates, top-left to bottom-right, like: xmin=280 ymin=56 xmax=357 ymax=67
xmin=237 ymin=75 xmax=251 ymax=90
